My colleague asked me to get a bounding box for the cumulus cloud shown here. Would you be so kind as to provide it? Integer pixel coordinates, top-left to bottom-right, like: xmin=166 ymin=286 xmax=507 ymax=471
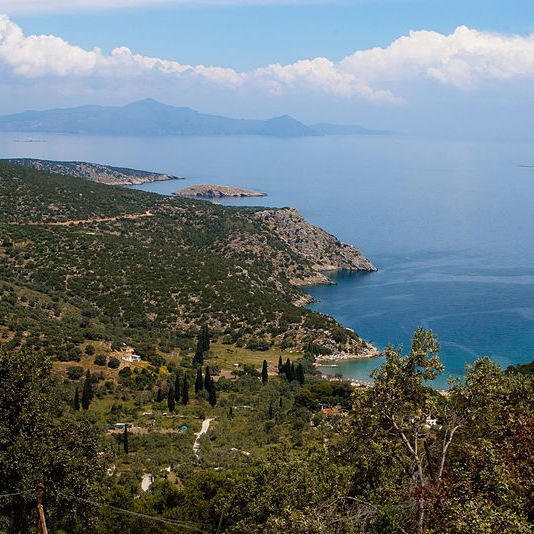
xmin=1 ymin=15 xmax=534 ymax=104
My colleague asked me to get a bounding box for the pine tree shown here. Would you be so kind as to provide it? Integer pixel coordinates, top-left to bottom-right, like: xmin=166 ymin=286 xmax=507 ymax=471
xmin=278 ymin=355 xmax=283 ymax=374
xmin=167 ymin=383 xmax=175 ymax=412
xmin=174 ymin=372 xmax=181 ymax=401
xmin=123 ymin=424 xmax=129 ymax=454
xmin=296 ymin=363 xmax=305 ymax=384
xmin=156 ymin=387 xmax=163 ymax=403
xmin=81 ymin=370 xmax=92 ymax=410
xmin=262 ymin=360 xmax=268 ymax=384
xmin=195 ymin=367 xmax=203 ymax=393
xmin=73 ymin=387 xmax=80 ymax=410
xmin=208 ymin=384 xmax=217 ymax=407
xmin=204 ymin=367 xmax=212 ymax=391
xmin=182 ymin=374 xmax=189 ymax=405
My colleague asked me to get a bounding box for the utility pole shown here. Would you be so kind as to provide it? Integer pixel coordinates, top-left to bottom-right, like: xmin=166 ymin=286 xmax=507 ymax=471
xmin=37 ymin=483 xmax=48 ymax=534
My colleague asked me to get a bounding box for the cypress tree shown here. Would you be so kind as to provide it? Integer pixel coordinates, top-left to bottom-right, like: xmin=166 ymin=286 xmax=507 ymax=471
xmin=195 ymin=367 xmax=203 ymax=393
xmin=278 ymin=355 xmax=283 ymax=374
xmin=123 ymin=424 xmax=129 ymax=454
xmin=174 ymin=372 xmax=181 ymax=401
xmin=167 ymin=383 xmax=175 ymax=412
xmin=81 ymin=370 xmax=92 ymax=410
xmin=262 ymin=360 xmax=268 ymax=384
xmin=284 ymin=358 xmax=292 ymax=381
xmin=156 ymin=387 xmax=163 ymax=403
xmin=290 ymin=363 xmax=296 ymax=382
xmin=181 ymin=374 xmax=189 ymax=405
xmin=73 ymin=387 xmax=80 ymax=410
xmin=208 ymin=383 xmax=217 ymax=407
xmin=193 ymin=341 xmax=204 ymax=366
xmin=269 ymin=401 xmax=273 ymax=419
xmin=297 ymin=363 xmax=305 ymax=384
xmin=201 ymin=323 xmax=210 ymax=352
xmin=279 ymin=397 xmax=283 ymax=408
xmin=204 ymin=367 xmax=212 ymax=391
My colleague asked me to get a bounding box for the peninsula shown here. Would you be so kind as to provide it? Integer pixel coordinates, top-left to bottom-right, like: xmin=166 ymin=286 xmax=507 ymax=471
xmin=174 ymin=184 xmax=266 ymax=199
xmin=1 ymin=158 xmax=182 ymax=185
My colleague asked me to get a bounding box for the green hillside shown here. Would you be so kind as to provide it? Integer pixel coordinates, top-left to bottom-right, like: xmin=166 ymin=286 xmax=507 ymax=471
xmin=0 ymin=161 xmax=368 ymax=361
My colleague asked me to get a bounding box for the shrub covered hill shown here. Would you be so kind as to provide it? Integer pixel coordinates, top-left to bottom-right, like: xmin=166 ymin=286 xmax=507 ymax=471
xmin=0 ymin=160 xmax=377 ymax=360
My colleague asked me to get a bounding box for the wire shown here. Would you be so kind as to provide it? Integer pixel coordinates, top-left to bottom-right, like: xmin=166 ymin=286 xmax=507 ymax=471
xmin=57 ymin=492 xmax=209 ymax=533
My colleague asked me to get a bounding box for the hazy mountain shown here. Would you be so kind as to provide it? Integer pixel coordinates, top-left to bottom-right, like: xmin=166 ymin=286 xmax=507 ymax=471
xmin=0 ymin=99 xmax=320 ymax=137
xmin=310 ymin=122 xmax=392 ymax=135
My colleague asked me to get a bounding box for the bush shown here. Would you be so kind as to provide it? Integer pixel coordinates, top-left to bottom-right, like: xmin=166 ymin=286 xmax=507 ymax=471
xmin=66 ymin=366 xmax=84 ymax=381
xmin=108 ymin=357 xmax=120 ymax=369
xmin=246 ymin=339 xmax=270 ymax=351
xmin=94 ymin=354 xmax=107 ymax=366
xmin=85 ymin=344 xmax=95 ymax=356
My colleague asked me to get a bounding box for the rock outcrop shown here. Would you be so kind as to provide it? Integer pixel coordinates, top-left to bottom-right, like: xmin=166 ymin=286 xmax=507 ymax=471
xmin=254 ymin=208 xmax=377 ymax=285
xmin=174 ymin=184 xmax=266 ymax=198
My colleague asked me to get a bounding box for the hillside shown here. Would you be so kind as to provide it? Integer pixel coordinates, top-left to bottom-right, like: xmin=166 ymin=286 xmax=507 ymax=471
xmin=1 ymin=158 xmax=182 ymax=185
xmin=0 ymin=160 xmax=377 ymax=360
xmin=0 ymin=99 xmax=320 ymax=137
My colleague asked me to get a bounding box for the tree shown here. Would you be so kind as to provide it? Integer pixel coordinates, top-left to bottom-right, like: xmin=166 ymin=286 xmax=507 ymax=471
xmin=174 ymin=371 xmax=181 ymax=401
xmin=296 ymin=363 xmax=305 ymax=384
xmin=284 ymin=358 xmax=292 ymax=381
xmin=204 ymin=367 xmax=212 ymax=392
xmin=200 ymin=323 xmax=210 ymax=352
xmin=208 ymin=384 xmax=217 ymax=407
xmin=262 ymin=360 xmax=268 ymax=384
xmin=156 ymin=387 xmax=163 ymax=403
xmin=81 ymin=369 xmax=93 ymax=410
xmin=0 ymin=350 xmax=102 ymax=532
xmin=278 ymin=355 xmax=283 ymax=374
xmin=352 ymin=328 xmax=459 ymax=534
xmin=195 ymin=367 xmax=204 ymax=393
xmin=182 ymin=374 xmax=189 ymax=405
xmin=193 ymin=341 xmax=204 ymax=366
xmin=73 ymin=387 xmax=80 ymax=410
xmin=167 ymin=383 xmax=175 ymax=412
xmin=123 ymin=424 xmax=129 ymax=454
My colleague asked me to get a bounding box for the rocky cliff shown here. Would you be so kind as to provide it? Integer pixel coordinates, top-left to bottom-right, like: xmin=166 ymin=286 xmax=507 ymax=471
xmin=254 ymin=208 xmax=377 ymax=285
xmin=2 ymin=159 xmax=182 ymax=185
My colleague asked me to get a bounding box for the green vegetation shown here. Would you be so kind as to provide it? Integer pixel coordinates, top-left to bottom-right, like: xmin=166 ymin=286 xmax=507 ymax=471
xmin=1 ymin=162 xmax=532 ymax=532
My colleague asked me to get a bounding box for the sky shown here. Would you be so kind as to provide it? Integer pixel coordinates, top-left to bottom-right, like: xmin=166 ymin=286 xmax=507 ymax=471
xmin=1 ymin=0 xmax=534 ymax=137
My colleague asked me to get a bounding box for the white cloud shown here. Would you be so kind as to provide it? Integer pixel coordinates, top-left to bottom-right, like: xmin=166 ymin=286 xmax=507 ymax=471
xmin=1 ymin=15 xmax=534 ymax=105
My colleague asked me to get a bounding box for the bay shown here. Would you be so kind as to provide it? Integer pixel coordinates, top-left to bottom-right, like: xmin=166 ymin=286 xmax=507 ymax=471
xmin=2 ymin=131 xmax=534 ymax=387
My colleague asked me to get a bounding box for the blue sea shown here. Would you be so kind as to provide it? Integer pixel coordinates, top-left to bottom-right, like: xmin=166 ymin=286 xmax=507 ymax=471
xmin=3 ymin=132 xmax=534 ymax=387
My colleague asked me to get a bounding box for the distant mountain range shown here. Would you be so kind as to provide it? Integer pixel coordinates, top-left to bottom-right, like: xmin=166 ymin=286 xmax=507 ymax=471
xmin=0 ymin=99 xmax=390 ymax=138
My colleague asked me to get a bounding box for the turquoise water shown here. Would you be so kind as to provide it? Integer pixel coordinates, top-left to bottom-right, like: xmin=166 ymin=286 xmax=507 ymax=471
xmin=2 ymin=132 xmax=534 ymax=385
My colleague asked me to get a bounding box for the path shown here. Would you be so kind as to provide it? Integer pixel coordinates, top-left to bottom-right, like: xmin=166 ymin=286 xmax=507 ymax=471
xmin=7 ymin=210 xmax=153 ymax=226
xmin=193 ymin=418 xmax=214 ymax=458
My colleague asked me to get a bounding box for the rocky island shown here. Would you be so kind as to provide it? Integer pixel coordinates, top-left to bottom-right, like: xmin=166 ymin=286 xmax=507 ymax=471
xmin=2 ymin=158 xmax=183 ymax=185
xmin=174 ymin=184 xmax=266 ymax=198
